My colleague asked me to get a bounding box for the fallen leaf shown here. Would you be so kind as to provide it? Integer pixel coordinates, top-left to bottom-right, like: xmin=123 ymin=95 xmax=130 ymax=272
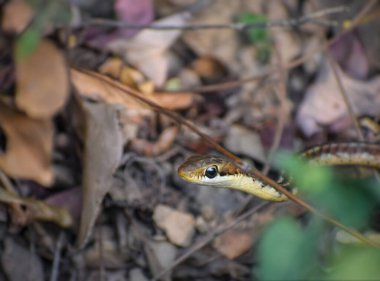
xmin=45 ymin=187 xmax=82 ymax=219
xmin=150 ymin=240 xmax=177 ymax=271
xmin=296 ymin=62 xmax=380 ymax=136
xmin=77 ymin=101 xmax=123 ymax=247
xmin=71 ymin=68 xmax=151 ymax=112
xmin=2 ymin=0 xmax=33 ymax=33
xmin=1 ymin=236 xmax=44 ymax=281
xmin=182 ymin=0 xmax=239 ymax=65
xmin=99 ymin=57 xmax=155 ymax=94
xmin=330 ymin=32 xmax=369 ymax=79
xmin=84 ymin=226 xmax=128 ymax=268
xmin=0 ymin=102 xmax=54 ymax=186
xmin=71 ymin=69 xmax=195 ymax=111
xmin=223 ymin=125 xmax=266 ymax=162
xmin=15 ymin=39 xmax=69 ymax=118
xmin=130 ymin=126 xmax=178 ymax=156
xmin=191 ymin=56 xmax=228 ymax=82
xmin=148 ymin=91 xmax=195 ymax=110
xmin=108 ymin=11 xmax=190 ymax=86
xmin=0 ymin=188 xmax=73 ymax=228
xmin=214 ymin=230 xmax=253 ymax=259
xmin=268 ymin=1 xmax=300 ymax=63
xmin=114 ymin=0 xmax=154 ymax=38
xmin=129 ymin=268 xmax=149 ymax=281
xmin=153 ymin=204 xmax=195 ymax=247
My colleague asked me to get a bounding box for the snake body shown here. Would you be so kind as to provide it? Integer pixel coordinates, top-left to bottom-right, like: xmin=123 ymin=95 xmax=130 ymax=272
xmin=177 ymin=142 xmax=380 ymax=202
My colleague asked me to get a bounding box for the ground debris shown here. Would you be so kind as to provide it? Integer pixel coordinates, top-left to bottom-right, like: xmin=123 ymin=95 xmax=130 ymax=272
xmin=153 ymin=204 xmax=195 ymax=247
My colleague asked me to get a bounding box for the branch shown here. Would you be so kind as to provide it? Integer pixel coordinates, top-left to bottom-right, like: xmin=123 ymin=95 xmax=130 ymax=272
xmin=86 ymin=6 xmax=348 ymax=31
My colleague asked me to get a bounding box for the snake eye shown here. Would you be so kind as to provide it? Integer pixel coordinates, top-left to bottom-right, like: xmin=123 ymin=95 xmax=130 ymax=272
xmin=205 ymin=166 xmax=218 ymax=178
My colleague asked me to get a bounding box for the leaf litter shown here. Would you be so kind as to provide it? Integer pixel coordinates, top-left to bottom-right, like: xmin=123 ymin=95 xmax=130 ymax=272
xmin=0 ymin=0 xmax=380 ymax=280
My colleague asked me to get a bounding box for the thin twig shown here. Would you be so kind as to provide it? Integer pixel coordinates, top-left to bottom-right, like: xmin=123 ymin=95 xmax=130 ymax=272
xmin=325 ymin=52 xmax=363 ymax=140
xmin=87 ymin=6 xmax=347 ymax=31
xmin=75 ymin=69 xmax=242 ymax=165
xmin=152 ymin=202 xmax=269 ymax=281
xmin=165 ymin=4 xmax=378 ymax=95
xmin=262 ymin=41 xmax=289 ymax=175
xmin=77 ymin=68 xmax=380 ymax=249
xmin=324 ymin=0 xmax=378 ymax=142
xmin=50 ymin=231 xmax=65 ymax=281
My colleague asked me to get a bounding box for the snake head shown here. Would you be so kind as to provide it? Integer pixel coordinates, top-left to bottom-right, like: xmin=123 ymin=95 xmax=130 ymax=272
xmin=177 ymin=155 xmax=245 ymax=186
xmin=177 ymin=155 xmax=290 ymax=202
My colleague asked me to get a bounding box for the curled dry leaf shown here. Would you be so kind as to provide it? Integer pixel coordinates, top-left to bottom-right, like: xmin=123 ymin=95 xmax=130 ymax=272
xmin=296 ymin=62 xmax=380 ymax=136
xmin=78 ymin=101 xmax=123 ymax=247
xmin=0 ymin=188 xmax=73 ymax=228
xmin=99 ymin=57 xmax=155 ymax=94
xmin=2 ymin=0 xmax=33 ymax=33
xmin=71 ymin=68 xmax=150 ymax=112
xmin=15 ymin=39 xmax=69 ymax=118
xmin=129 ymin=126 xmax=178 ymax=156
xmin=150 ymin=91 xmax=194 ymax=110
xmin=71 ymin=69 xmax=195 ymax=111
xmin=0 ymin=102 xmax=54 ymax=186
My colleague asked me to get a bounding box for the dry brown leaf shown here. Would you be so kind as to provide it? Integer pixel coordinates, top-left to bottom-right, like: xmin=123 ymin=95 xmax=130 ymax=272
xmin=1 ymin=237 xmax=44 ymax=281
xmin=0 ymin=188 xmax=73 ymax=228
xmin=2 ymin=0 xmax=33 ymax=33
xmin=268 ymin=1 xmax=300 ymax=63
xmin=130 ymin=126 xmax=178 ymax=156
xmin=78 ymin=101 xmax=123 ymax=247
xmin=84 ymin=226 xmax=128 ymax=268
xmin=15 ymin=39 xmax=69 ymax=118
xmin=108 ymin=12 xmax=190 ymax=86
xmin=99 ymin=57 xmax=155 ymax=94
xmin=223 ymin=125 xmax=266 ymax=161
xmin=71 ymin=69 xmax=195 ymax=110
xmin=182 ymin=0 xmax=239 ymax=66
xmin=153 ymin=204 xmax=195 ymax=247
xmin=149 ymin=91 xmax=194 ymax=110
xmin=71 ymin=68 xmax=149 ymax=112
xmin=296 ymin=62 xmax=380 ymax=136
xmin=0 ymin=102 xmax=54 ymax=186
xmin=214 ymin=229 xmax=253 ymax=259
xmin=191 ymin=56 xmax=228 ymax=81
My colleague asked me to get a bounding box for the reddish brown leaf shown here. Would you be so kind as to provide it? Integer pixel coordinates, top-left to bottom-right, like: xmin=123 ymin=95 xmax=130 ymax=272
xmin=15 ymin=39 xmax=69 ymax=118
xmin=0 ymin=102 xmax=54 ymax=186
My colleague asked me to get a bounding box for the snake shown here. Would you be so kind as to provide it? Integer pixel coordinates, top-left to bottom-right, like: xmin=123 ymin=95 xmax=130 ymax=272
xmin=178 ymin=142 xmax=380 ymax=202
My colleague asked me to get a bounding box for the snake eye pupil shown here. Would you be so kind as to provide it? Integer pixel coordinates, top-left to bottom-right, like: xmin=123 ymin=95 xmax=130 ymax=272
xmin=205 ymin=166 xmax=218 ymax=178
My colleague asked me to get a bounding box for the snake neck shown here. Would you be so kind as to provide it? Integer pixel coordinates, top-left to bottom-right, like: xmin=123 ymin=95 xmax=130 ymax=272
xmin=302 ymin=142 xmax=380 ymax=169
xmin=220 ymin=173 xmax=290 ymax=202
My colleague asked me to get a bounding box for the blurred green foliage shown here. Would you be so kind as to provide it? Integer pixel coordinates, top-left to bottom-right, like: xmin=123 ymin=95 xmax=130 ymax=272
xmin=16 ymin=0 xmax=71 ymax=58
xmin=237 ymin=13 xmax=271 ymax=63
xmin=257 ymin=153 xmax=380 ymax=280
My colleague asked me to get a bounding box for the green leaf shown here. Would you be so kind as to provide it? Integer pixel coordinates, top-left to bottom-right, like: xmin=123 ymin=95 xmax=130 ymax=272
xmin=326 ymin=246 xmax=380 ymax=280
xmin=238 ymin=12 xmax=268 ymax=43
xmin=15 ymin=28 xmax=41 ymax=59
xmin=15 ymin=0 xmax=71 ymax=59
xmin=276 ymin=152 xmax=333 ymax=193
xmin=276 ymin=152 xmax=377 ymax=228
xmin=258 ymin=217 xmax=317 ymax=280
xmin=237 ymin=12 xmax=271 ymax=63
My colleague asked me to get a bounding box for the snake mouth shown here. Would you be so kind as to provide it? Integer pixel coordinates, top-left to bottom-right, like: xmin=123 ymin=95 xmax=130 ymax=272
xmin=177 ymin=166 xmax=197 ymax=183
